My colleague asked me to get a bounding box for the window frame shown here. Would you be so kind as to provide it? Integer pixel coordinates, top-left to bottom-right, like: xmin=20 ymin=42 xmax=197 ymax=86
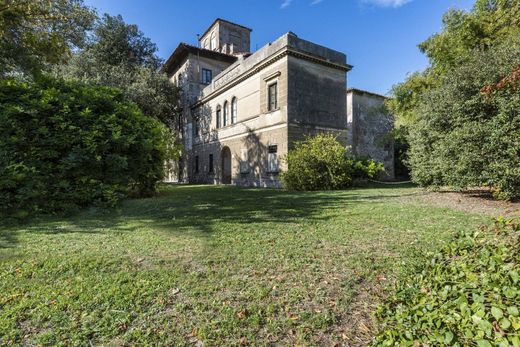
xmin=223 ymin=101 xmax=229 ymax=127
xmin=201 ymin=68 xmax=212 ymax=85
xmin=267 ymin=82 xmax=278 ymax=112
xmin=231 ymin=97 xmax=237 ymax=124
xmin=240 ymin=148 xmax=249 ymax=174
xmin=194 ymin=116 xmax=200 ymax=138
xmin=210 ymin=31 xmax=217 ymax=50
xmin=267 ymin=145 xmax=279 ymax=173
xmin=216 ymin=105 xmax=221 ymax=129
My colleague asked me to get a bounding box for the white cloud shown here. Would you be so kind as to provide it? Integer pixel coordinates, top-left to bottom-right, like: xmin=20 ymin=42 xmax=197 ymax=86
xmin=311 ymin=0 xmax=324 ymax=5
xmin=280 ymin=0 xmax=293 ymax=9
xmin=362 ymin=0 xmax=412 ymax=8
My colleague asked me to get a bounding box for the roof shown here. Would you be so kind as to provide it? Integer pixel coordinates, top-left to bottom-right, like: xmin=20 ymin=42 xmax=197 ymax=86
xmin=346 ymin=88 xmax=389 ymax=99
xmin=200 ymin=18 xmax=252 ymax=40
xmin=162 ymin=43 xmax=237 ymax=76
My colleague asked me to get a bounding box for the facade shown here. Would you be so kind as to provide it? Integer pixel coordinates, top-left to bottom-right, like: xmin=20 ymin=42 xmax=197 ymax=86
xmin=164 ymin=18 xmax=394 ymax=186
xmin=347 ymin=89 xmax=395 ymax=179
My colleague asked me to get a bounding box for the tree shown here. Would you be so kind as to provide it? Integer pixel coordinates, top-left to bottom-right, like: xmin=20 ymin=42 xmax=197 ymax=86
xmin=0 ymin=0 xmax=96 ymax=78
xmin=419 ymin=0 xmax=520 ymax=75
xmin=406 ymin=40 xmax=520 ymax=199
xmin=389 ymin=0 xmax=520 ymax=126
xmin=57 ymin=14 xmax=180 ymax=129
xmin=0 ymin=77 xmax=174 ymax=217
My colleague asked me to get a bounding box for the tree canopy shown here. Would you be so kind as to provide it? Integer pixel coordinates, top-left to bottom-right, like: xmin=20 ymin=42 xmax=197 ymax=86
xmin=56 ymin=14 xmax=180 ymax=129
xmin=388 ymin=0 xmax=520 ymax=199
xmin=388 ymin=0 xmax=520 ymax=127
xmin=0 ymin=0 xmax=95 ymax=78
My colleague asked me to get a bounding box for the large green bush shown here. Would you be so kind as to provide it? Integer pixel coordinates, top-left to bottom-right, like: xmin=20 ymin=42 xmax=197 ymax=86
xmin=374 ymin=218 xmax=520 ymax=346
xmin=281 ymin=134 xmax=383 ymax=191
xmin=407 ymin=41 xmax=520 ymax=200
xmin=0 ymin=77 xmax=171 ymax=217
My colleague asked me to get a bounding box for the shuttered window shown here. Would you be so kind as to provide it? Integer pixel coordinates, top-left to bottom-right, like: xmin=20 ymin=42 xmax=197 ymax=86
xmin=268 ymin=83 xmax=278 ymax=111
xmin=240 ymin=148 xmax=249 ymax=173
xmin=267 ymin=145 xmax=278 ymax=173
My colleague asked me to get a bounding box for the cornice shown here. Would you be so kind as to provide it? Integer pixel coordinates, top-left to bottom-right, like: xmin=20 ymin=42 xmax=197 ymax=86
xmin=191 ymin=47 xmax=351 ymax=109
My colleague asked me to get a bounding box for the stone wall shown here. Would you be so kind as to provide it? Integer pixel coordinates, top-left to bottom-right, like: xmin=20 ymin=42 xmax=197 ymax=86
xmin=346 ymin=89 xmax=395 ymax=179
xmin=190 ymin=56 xmax=289 ymax=186
xmin=287 ymin=55 xmax=348 ymax=147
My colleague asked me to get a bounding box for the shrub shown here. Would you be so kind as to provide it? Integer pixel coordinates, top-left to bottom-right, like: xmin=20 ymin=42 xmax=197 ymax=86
xmin=0 ymin=77 xmax=172 ymax=217
xmin=374 ymin=218 xmax=520 ymax=346
xmin=281 ymin=134 xmax=384 ymax=191
xmin=406 ymin=40 xmax=520 ymax=200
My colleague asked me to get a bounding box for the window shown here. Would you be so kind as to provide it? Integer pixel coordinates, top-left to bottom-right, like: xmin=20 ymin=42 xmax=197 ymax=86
xmin=177 ymin=114 xmax=183 ymax=131
xmin=216 ymin=105 xmax=221 ymax=128
xmin=195 ymin=155 xmax=199 ymax=173
xmin=203 ymin=39 xmax=209 ymax=49
xmin=209 ymin=154 xmax=214 ymax=173
xmin=210 ymin=31 xmax=217 ymax=50
xmin=267 ymin=145 xmax=278 ymax=173
xmin=194 ymin=117 xmax=200 ymax=137
xmin=240 ymin=148 xmax=249 ymax=173
xmin=201 ymin=68 xmax=212 ymax=84
xmin=223 ymin=101 xmax=229 ymax=126
xmin=268 ymin=83 xmax=278 ymax=111
xmin=231 ymin=97 xmax=237 ymax=124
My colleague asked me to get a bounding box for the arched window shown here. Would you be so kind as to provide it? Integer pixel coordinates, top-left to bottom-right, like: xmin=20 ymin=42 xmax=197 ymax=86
xmin=210 ymin=32 xmax=217 ymax=50
xmin=231 ymin=97 xmax=237 ymax=124
xmin=216 ymin=105 xmax=221 ymax=128
xmin=223 ymin=101 xmax=229 ymax=126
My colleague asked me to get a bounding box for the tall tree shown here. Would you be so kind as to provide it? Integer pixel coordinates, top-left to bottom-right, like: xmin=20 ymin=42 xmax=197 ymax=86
xmin=57 ymin=14 xmax=180 ymax=129
xmin=0 ymin=0 xmax=95 ymax=77
xmin=388 ymin=0 xmax=520 ymax=127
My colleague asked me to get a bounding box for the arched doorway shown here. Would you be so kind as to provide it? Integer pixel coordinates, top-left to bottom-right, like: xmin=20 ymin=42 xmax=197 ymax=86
xmin=221 ymin=146 xmax=232 ymax=184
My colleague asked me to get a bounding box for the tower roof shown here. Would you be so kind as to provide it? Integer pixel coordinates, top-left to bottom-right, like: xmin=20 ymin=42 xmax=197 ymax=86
xmin=200 ymin=18 xmax=252 ymax=40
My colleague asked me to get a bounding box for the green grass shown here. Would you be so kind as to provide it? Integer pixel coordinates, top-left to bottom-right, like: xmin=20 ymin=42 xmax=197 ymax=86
xmin=0 ymin=184 xmax=491 ymax=346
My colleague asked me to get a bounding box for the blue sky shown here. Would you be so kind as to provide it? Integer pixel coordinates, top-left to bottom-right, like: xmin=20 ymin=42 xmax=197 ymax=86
xmin=84 ymin=0 xmax=475 ymax=95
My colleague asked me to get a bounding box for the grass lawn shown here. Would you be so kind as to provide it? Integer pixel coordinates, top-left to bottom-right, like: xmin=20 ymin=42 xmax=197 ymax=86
xmin=0 ymin=184 xmax=493 ymax=346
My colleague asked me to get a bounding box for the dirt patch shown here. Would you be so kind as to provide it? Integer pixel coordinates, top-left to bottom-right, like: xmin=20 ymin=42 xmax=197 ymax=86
xmin=398 ymin=188 xmax=519 ymax=218
xmin=331 ymin=276 xmax=388 ymax=347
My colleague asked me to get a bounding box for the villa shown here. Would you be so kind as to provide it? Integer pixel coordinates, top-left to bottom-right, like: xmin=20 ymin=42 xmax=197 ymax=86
xmin=163 ymin=18 xmax=394 ymax=186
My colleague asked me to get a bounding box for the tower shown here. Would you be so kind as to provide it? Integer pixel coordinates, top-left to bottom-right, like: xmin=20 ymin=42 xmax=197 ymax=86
xmin=198 ymin=18 xmax=252 ymax=55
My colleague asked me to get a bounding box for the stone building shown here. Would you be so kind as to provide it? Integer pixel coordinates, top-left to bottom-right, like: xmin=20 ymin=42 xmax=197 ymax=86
xmin=163 ymin=18 xmax=394 ymax=186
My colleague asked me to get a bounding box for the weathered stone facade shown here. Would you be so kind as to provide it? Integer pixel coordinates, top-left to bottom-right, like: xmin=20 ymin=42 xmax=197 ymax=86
xmin=346 ymin=89 xmax=395 ymax=179
xmin=163 ymin=19 xmax=394 ymax=186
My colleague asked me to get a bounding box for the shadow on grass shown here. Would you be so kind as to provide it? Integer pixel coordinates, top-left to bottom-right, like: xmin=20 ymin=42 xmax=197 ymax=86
xmin=0 ymin=229 xmax=18 ymax=249
xmin=0 ymin=183 xmax=416 ymax=249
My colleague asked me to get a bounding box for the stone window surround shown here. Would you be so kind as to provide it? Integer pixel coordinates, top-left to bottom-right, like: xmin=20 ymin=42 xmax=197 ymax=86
xmin=264 ymin=71 xmax=281 ymax=113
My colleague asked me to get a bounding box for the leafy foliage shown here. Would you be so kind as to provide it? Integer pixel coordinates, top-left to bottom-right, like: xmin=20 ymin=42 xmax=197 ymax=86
xmin=281 ymin=134 xmax=384 ymax=191
xmin=386 ymin=0 xmax=520 ymax=200
xmin=374 ymin=218 xmax=520 ymax=346
xmin=389 ymin=0 xmax=520 ymax=127
xmin=56 ymin=14 xmax=180 ymax=129
xmin=0 ymin=77 xmax=174 ymax=218
xmin=0 ymin=0 xmax=96 ymax=78
xmin=407 ymin=40 xmax=520 ymax=200
xmin=419 ymin=0 xmax=520 ymax=75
